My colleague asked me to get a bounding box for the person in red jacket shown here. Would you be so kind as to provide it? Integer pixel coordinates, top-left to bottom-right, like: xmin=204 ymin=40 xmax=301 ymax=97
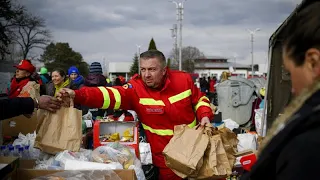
xmin=57 ymin=50 xmax=214 ymax=180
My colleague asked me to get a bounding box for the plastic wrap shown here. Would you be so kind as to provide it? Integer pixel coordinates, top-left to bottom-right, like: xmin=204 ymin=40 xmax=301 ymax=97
xmin=32 ymin=170 xmax=121 ymax=180
xmin=64 ymin=160 xmax=123 ymax=170
xmin=92 ymin=143 xmax=134 ymax=169
xmin=35 ymin=149 xmax=93 ymax=170
xmin=13 ymin=131 xmax=40 ymax=159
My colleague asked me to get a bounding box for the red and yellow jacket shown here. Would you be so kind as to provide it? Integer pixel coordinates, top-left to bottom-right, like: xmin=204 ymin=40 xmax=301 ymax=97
xmin=74 ymin=70 xmax=213 ymax=168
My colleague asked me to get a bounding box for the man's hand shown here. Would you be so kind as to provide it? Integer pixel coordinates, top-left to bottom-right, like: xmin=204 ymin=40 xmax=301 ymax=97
xmin=56 ymin=88 xmax=75 ymax=107
xmin=38 ymin=95 xmax=62 ymax=112
xmin=200 ymin=116 xmax=211 ymax=126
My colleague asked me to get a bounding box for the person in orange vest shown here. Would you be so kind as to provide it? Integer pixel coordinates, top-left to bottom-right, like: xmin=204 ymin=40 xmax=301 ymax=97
xmin=57 ymin=50 xmax=214 ymax=180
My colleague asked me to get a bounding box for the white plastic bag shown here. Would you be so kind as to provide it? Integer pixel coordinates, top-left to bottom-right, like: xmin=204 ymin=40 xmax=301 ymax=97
xmin=254 ymin=108 xmax=267 ymax=136
xmin=64 ymin=160 xmax=123 ymax=170
xmin=13 ymin=131 xmax=40 ymax=159
xmin=223 ymin=119 xmax=239 ymax=131
xmin=139 ymin=138 xmax=152 ymax=165
xmin=237 ymin=133 xmax=257 ymax=152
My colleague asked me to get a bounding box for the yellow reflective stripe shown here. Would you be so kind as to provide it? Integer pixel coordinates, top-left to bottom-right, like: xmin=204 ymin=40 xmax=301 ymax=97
xmin=98 ymin=87 xmax=110 ymax=109
xmin=107 ymin=87 xmax=121 ymax=109
xmin=199 ymin=96 xmax=209 ymax=102
xmin=168 ymin=89 xmax=192 ymax=104
xmin=139 ymin=98 xmax=165 ymax=106
xmin=142 ymin=119 xmax=197 ymax=136
xmin=188 ymin=119 xmax=197 ymax=128
xmin=195 ymin=101 xmax=211 ymax=111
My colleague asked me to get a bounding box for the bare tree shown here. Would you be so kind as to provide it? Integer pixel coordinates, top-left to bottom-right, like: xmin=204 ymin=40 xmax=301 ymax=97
xmin=0 ymin=0 xmax=24 ymax=60
xmin=169 ymin=46 xmax=205 ymax=72
xmin=12 ymin=13 xmax=51 ymax=59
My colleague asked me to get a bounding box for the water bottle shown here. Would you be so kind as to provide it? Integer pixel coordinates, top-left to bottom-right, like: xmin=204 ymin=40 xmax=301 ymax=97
xmin=13 ymin=145 xmax=20 ymax=156
xmin=8 ymin=146 xmax=14 ymax=157
xmin=0 ymin=145 xmax=6 ymax=156
xmin=18 ymin=147 xmax=24 ymax=158
xmin=23 ymin=145 xmax=30 ymax=159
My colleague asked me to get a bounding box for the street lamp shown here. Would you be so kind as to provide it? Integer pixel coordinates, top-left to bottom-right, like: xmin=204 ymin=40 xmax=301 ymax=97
xmin=170 ymin=24 xmax=178 ymax=64
xmin=136 ymin=44 xmax=142 ymax=74
xmin=233 ymin=53 xmax=238 ymax=72
xmin=170 ymin=0 xmax=186 ymax=71
xmin=247 ymin=28 xmax=260 ymax=76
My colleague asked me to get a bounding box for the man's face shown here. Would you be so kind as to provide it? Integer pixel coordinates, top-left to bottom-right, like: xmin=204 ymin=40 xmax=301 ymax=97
xmin=140 ymin=57 xmax=166 ymax=88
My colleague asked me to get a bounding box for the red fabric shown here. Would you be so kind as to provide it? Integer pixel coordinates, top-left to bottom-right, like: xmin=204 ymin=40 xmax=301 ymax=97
xmin=209 ymin=80 xmax=215 ymax=93
xmin=159 ymin=168 xmax=183 ymax=180
xmin=9 ymin=78 xmax=30 ymax=98
xmin=14 ymin=59 xmax=35 ymax=73
xmin=74 ymin=70 xmax=214 ymax=179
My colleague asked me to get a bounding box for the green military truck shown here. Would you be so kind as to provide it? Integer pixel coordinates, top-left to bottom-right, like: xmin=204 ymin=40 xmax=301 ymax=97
xmin=266 ymin=0 xmax=319 ymax=128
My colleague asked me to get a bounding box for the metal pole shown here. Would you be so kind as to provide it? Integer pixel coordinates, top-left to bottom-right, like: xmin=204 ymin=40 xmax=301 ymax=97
xmin=170 ymin=1 xmax=185 ymax=71
xmin=136 ymin=44 xmax=142 ymax=74
xmin=247 ymin=28 xmax=260 ymax=77
xmin=178 ymin=3 xmax=183 ymax=71
xmin=251 ymin=33 xmax=254 ymax=76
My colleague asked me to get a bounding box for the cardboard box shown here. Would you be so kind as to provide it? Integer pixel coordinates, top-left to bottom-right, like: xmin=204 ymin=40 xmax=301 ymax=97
xmin=93 ymin=121 xmax=140 ymax=157
xmin=17 ymin=160 xmax=137 ymax=180
xmin=2 ymin=114 xmax=37 ymax=137
xmin=0 ymin=156 xmax=19 ymax=180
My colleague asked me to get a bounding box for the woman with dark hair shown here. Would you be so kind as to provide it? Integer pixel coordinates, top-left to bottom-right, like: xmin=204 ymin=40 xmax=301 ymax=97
xmin=242 ymin=3 xmax=320 ymax=180
xmin=46 ymin=68 xmax=76 ymax=97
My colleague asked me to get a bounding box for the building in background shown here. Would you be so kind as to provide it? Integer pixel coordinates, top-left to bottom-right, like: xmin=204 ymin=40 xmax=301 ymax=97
xmin=194 ymin=56 xmax=251 ymax=79
xmin=108 ymin=62 xmax=131 ymax=81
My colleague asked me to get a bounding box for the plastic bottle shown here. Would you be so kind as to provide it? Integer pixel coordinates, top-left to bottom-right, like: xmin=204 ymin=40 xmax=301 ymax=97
xmin=23 ymin=145 xmax=30 ymax=159
xmin=14 ymin=145 xmax=21 ymax=156
xmin=8 ymin=146 xmax=15 ymax=157
xmin=18 ymin=147 xmax=24 ymax=158
xmin=0 ymin=145 xmax=6 ymax=156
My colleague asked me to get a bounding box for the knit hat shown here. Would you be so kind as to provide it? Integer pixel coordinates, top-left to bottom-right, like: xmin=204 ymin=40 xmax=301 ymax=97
xmin=68 ymin=66 xmax=80 ymax=75
xmin=89 ymin=62 xmax=103 ymax=74
xmin=40 ymin=67 xmax=48 ymax=74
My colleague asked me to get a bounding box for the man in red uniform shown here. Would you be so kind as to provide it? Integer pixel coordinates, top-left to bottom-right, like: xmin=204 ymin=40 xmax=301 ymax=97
xmin=57 ymin=50 xmax=214 ymax=180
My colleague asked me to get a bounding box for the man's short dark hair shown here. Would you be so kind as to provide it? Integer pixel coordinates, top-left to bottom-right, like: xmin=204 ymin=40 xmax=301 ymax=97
xmin=140 ymin=50 xmax=166 ymax=68
xmin=284 ymin=2 xmax=320 ymax=66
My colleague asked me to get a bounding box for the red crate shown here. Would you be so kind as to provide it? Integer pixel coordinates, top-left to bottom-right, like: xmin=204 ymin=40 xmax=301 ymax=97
xmin=93 ymin=120 xmax=140 ymax=158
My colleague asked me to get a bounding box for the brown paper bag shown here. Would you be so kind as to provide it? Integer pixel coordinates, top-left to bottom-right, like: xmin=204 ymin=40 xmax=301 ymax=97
xmin=34 ymin=105 xmax=82 ymax=154
xmin=163 ymin=124 xmax=209 ymax=178
xmin=196 ymin=133 xmax=232 ymax=179
xmin=218 ymin=127 xmax=238 ymax=169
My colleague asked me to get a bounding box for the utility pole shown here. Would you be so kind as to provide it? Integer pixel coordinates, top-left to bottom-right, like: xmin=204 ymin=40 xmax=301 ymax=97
xmin=170 ymin=24 xmax=178 ymax=64
xmin=136 ymin=44 xmax=142 ymax=74
xmin=171 ymin=0 xmax=186 ymax=71
xmin=247 ymin=28 xmax=260 ymax=77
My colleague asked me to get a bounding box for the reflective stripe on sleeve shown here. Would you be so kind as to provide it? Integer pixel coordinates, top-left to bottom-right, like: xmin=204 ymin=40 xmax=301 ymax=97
xmin=139 ymin=98 xmax=165 ymax=106
xmin=141 ymin=119 xmax=197 ymax=136
xmin=97 ymin=87 xmax=110 ymax=109
xmin=168 ymin=89 xmax=192 ymax=104
xmin=107 ymin=87 xmax=121 ymax=109
xmin=194 ymin=101 xmax=211 ymax=111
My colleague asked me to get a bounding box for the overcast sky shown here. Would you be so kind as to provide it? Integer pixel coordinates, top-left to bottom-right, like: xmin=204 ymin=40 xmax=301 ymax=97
xmin=18 ymin=0 xmax=301 ymax=66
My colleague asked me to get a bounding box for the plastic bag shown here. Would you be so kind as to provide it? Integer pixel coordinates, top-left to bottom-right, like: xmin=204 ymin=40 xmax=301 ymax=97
xmin=55 ymin=149 xmax=93 ymax=169
xmin=254 ymin=108 xmax=266 ymax=136
xmin=222 ymin=119 xmax=239 ymax=131
xmin=13 ymin=131 xmax=40 ymax=159
xmin=82 ymin=111 xmax=93 ymax=120
xmin=139 ymin=137 xmax=152 ymax=165
xmin=128 ymin=158 xmax=146 ymax=180
xmin=237 ymin=133 xmax=257 ymax=152
xmin=92 ymin=143 xmax=134 ymax=169
xmin=64 ymin=160 xmax=123 ymax=170
xmin=32 ymin=170 xmax=121 ymax=180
